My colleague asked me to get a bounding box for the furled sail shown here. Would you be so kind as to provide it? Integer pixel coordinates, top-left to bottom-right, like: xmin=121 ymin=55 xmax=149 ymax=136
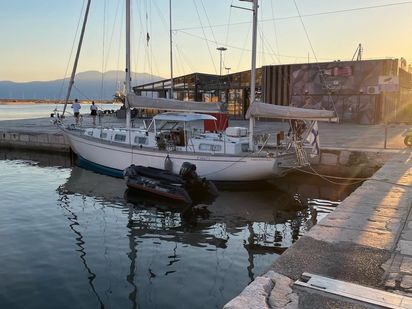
xmin=245 ymin=102 xmax=337 ymax=122
xmin=126 ymin=93 xmax=226 ymax=113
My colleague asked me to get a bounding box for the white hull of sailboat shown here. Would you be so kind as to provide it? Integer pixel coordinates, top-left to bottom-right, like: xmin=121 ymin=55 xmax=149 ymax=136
xmin=63 ymin=129 xmax=291 ymax=182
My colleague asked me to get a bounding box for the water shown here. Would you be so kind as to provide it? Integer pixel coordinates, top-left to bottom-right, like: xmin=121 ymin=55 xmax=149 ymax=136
xmin=0 ymin=149 xmax=359 ymax=309
xmin=0 ymin=103 xmax=121 ymax=121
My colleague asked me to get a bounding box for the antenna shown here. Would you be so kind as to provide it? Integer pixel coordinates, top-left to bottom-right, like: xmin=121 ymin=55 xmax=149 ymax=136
xmin=352 ymin=43 xmax=363 ymax=61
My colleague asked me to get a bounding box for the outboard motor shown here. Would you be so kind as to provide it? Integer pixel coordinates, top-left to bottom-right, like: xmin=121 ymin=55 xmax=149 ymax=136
xmin=179 ymin=162 xmax=197 ymax=180
xmin=123 ymin=164 xmax=138 ymax=179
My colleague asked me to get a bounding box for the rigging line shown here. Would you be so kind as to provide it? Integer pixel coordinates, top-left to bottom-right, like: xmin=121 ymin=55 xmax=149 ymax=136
xmin=149 ymin=43 xmax=161 ymax=80
xmin=235 ymin=22 xmax=252 ymax=72
xmin=149 ymin=0 xmax=154 ymax=83
xmin=143 ymin=0 xmax=155 ymax=84
xmin=200 ymin=0 xmax=225 ymax=88
xmin=291 ymin=165 xmax=365 ymax=186
xmin=259 ymin=25 xmax=282 ymax=64
xmin=152 ymin=0 xmax=169 ymax=32
xmin=259 ymin=1 xmax=264 ymax=69
xmin=270 ymin=0 xmax=281 ymax=63
xmin=259 ymin=32 xmax=294 ymax=98
xmin=116 ymin=3 xmax=125 ymax=91
xmin=224 ymin=0 xmax=234 ymax=47
xmin=178 ymin=29 xmax=336 ymax=62
xmin=173 ymin=0 xmax=412 ymax=32
xmin=174 ymin=44 xmax=186 ymax=76
xmin=57 ymin=0 xmax=86 ymax=102
xmin=73 ymin=84 xmax=94 ymax=101
xmin=200 ymin=0 xmax=219 ymax=45
xmin=292 ymin=0 xmax=338 ymax=116
xmin=292 ymin=1 xmax=318 ymax=64
xmin=99 ymin=0 xmax=107 ymax=102
xmin=192 ymin=0 xmax=218 ymax=74
xmin=104 ymin=0 xmax=122 ymax=71
xmin=260 ymin=35 xmax=280 ymax=64
xmin=132 ymin=0 xmax=142 ymax=83
xmin=295 ymin=163 xmax=412 ymax=188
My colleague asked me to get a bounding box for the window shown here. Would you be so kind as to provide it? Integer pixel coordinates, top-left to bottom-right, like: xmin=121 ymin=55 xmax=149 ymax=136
xmin=134 ymin=136 xmax=147 ymax=145
xmin=114 ymin=134 xmax=126 ymax=142
xmin=241 ymin=143 xmax=249 ymax=152
xmin=100 ymin=132 xmax=107 ymax=139
xmin=199 ymin=144 xmax=222 ymax=152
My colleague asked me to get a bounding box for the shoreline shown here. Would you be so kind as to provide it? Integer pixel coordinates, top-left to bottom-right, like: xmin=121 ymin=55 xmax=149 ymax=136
xmin=0 ymin=100 xmax=114 ymax=105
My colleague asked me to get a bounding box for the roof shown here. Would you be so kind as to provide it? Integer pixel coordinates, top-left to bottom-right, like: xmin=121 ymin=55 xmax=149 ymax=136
xmin=153 ymin=112 xmax=217 ymax=122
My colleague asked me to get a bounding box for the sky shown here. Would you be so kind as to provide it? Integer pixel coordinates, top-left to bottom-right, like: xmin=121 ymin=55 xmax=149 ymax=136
xmin=1 ymin=0 xmax=412 ymax=83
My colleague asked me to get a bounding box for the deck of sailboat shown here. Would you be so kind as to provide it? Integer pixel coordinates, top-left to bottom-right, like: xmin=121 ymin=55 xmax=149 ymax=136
xmin=62 ymin=124 xmax=295 ymax=159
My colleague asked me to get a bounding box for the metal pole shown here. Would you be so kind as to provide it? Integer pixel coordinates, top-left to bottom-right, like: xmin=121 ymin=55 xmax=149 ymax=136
xmin=383 ymin=94 xmax=387 ymax=149
xmin=248 ymin=0 xmax=258 ymax=150
xmin=217 ymin=47 xmax=227 ymax=76
xmin=169 ymin=0 xmax=174 ymax=99
xmin=62 ymin=0 xmax=92 ymax=116
xmin=220 ymin=50 xmax=222 ymax=76
xmin=125 ymin=0 xmax=131 ymax=128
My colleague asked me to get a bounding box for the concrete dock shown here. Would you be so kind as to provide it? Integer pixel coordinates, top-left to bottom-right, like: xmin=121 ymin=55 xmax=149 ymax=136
xmin=1 ymin=114 xmax=412 ymax=308
xmin=224 ymin=150 xmax=412 ymax=308
xmin=0 ymin=113 xmax=408 ymax=151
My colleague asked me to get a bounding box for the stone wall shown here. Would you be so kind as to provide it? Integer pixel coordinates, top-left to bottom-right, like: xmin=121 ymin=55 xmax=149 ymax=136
xmin=309 ymin=149 xmax=391 ymax=178
xmin=0 ymin=131 xmax=69 ymax=152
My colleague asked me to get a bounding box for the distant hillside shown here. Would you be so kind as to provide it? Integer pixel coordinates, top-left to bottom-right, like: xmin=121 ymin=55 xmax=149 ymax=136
xmin=0 ymin=71 xmax=164 ymax=100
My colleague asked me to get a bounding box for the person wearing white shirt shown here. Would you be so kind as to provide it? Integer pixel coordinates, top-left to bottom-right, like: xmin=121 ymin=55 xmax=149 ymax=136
xmin=71 ymin=99 xmax=81 ymax=125
xmin=90 ymin=101 xmax=98 ymax=125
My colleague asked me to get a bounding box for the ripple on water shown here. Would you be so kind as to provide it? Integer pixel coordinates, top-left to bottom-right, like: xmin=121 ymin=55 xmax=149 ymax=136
xmin=0 ymin=156 xmax=358 ymax=309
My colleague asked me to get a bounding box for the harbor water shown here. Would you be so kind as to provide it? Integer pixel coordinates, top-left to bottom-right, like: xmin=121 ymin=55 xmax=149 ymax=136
xmin=0 ymin=105 xmax=360 ymax=308
xmin=0 ymin=149 xmax=359 ymax=309
xmin=0 ymin=103 xmax=120 ymax=121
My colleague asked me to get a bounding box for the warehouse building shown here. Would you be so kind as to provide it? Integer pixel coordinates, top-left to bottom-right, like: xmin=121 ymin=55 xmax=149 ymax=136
xmin=133 ymin=58 xmax=412 ymax=124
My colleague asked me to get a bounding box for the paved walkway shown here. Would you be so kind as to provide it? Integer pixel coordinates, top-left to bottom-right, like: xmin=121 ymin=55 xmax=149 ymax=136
xmin=0 ymin=114 xmax=409 ymax=151
xmin=224 ymin=150 xmax=412 ymax=308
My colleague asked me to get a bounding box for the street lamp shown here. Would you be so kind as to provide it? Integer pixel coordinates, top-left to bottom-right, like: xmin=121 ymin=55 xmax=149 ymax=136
xmin=216 ymin=47 xmax=227 ymax=76
xmin=225 ymin=67 xmax=231 ymax=74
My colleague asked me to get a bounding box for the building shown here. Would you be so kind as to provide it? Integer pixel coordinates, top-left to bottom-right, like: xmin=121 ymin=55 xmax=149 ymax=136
xmin=133 ymin=58 xmax=412 ymax=124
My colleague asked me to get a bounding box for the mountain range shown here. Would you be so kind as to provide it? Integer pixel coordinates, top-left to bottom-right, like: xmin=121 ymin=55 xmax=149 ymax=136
xmin=0 ymin=71 xmax=164 ymax=100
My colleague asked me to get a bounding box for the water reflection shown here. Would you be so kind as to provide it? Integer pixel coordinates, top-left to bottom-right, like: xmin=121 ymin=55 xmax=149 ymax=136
xmin=57 ymin=193 xmax=105 ymax=308
xmin=0 ymin=148 xmax=72 ymax=167
xmin=0 ymin=149 xmax=358 ymax=309
xmin=59 ymin=167 xmax=354 ymax=285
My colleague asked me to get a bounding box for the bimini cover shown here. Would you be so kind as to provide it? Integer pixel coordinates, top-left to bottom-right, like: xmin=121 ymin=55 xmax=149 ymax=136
xmin=245 ymin=102 xmax=338 ymax=122
xmin=153 ymin=112 xmax=217 ymax=122
xmin=126 ymin=94 xmax=226 ymax=113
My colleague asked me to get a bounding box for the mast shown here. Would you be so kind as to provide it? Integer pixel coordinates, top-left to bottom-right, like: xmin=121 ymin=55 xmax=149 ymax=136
xmin=169 ymin=0 xmax=174 ymax=98
xmin=62 ymin=0 xmax=92 ymax=117
xmin=248 ymin=0 xmax=258 ymax=150
xmin=125 ymin=0 xmax=132 ymax=128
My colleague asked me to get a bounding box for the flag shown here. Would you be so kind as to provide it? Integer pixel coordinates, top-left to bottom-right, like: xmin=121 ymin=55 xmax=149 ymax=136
xmin=306 ymin=121 xmax=320 ymax=157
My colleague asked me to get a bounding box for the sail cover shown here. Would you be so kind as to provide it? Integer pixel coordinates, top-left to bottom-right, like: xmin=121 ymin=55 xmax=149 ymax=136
xmin=246 ymin=102 xmax=337 ymax=122
xmin=126 ymin=94 xmax=226 ymax=113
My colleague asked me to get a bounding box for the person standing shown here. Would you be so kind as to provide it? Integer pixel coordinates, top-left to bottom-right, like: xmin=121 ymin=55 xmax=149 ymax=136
xmin=90 ymin=101 xmax=98 ymax=125
xmin=71 ymin=99 xmax=81 ymax=125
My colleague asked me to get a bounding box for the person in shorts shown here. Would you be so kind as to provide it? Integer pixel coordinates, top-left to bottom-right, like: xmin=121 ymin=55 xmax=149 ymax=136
xmin=71 ymin=99 xmax=81 ymax=125
xmin=90 ymin=101 xmax=98 ymax=125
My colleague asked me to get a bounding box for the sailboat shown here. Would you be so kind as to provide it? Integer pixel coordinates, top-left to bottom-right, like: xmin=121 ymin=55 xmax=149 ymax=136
xmin=58 ymin=0 xmax=337 ymax=182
